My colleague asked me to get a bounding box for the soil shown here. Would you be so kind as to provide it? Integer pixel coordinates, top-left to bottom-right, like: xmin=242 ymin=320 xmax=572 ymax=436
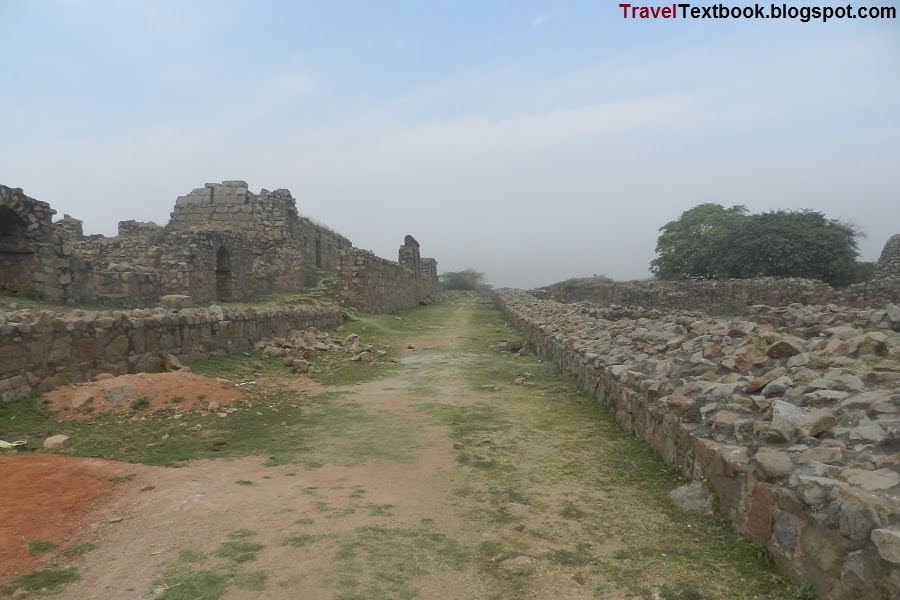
xmin=43 ymin=372 xmax=244 ymax=421
xmin=0 ymin=455 xmax=146 ymax=582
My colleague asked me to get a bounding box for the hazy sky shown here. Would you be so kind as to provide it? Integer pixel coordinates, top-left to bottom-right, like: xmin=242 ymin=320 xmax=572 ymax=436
xmin=2 ymin=1 xmax=898 ymax=288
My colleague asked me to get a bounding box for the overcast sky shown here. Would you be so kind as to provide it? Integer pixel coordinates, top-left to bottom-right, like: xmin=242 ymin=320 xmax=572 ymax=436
xmin=2 ymin=1 xmax=898 ymax=288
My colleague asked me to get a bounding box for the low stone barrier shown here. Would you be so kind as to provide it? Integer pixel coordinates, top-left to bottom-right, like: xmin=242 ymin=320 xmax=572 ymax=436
xmin=0 ymin=303 xmax=345 ymax=403
xmin=495 ymin=289 xmax=900 ymax=599
xmin=535 ymin=277 xmax=900 ymax=313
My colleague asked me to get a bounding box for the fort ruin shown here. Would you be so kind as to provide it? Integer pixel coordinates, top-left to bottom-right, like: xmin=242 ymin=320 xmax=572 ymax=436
xmin=0 ymin=181 xmax=438 ymax=310
xmin=3 ymin=180 xmax=900 ymax=598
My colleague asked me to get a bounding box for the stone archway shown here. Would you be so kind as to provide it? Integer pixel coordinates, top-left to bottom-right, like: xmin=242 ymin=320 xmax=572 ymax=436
xmin=0 ymin=206 xmax=37 ymax=295
xmin=215 ymin=246 xmax=234 ymax=301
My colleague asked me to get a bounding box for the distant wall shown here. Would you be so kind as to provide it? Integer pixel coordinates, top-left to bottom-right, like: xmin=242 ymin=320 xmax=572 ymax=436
xmin=337 ymin=241 xmax=439 ymax=314
xmin=536 ymin=277 xmax=900 ymax=312
xmin=0 ymin=304 xmax=345 ymax=403
xmin=2 ymin=180 xmax=438 ymax=310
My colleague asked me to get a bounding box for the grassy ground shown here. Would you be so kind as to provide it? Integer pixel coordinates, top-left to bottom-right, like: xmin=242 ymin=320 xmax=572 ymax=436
xmin=1 ymin=294 xmax=815 ymax=599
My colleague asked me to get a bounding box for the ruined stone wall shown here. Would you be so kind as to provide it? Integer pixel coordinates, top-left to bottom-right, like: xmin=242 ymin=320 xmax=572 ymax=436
xmin=337 ymin=246 xmax=438 ymax=314
xmin=876 ymin=235 xmax=900 ymax=279
xmin=422 ymin=258 xmax=439 ymax=288
xmin=0 ymin=185 xmax=74 ymax=301
xmin=496 ymin=289 xmax=900 ymax=599
xmin=1 ymin=181 xmax=434 ymax=310
xmin=118 ymin=220 xmax=163 ymax=238
xmin=537 ymin=276 xmax=900 ymax=312
xmin=168 ymin=180 xmax=351 ymax=289
xmin=0 ymin=303 xmax=344 ymax=403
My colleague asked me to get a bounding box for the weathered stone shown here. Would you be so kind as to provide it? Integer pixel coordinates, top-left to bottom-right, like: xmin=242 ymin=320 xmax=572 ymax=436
xmin=104 ymin=383 xmax=136 ymax=404
xmin=160 ymin=295 xmax=194 ymax=309
xmin=767 ymin=339 xmax=802 ymax=359
xmin=754 ymin=451 xmax=794 ymax=480
xmin=761 ymin=376 xmax=793 ymax=398
xmin=669 ymin=481 xmax=713 ymax=514
xmin=797 ymin=475 xmax=847 ymax=506
xmin=43 ymin=434 xmax=70 ymax=449
xmin=844 ymin=468 xmax=900 ymax=492
xmin=871 ymin=529 xmax=900 ymax=564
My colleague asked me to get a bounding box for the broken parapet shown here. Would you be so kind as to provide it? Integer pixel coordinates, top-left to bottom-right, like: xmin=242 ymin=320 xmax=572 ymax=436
xmin=496 ymin=289 xmax=900 ymax=599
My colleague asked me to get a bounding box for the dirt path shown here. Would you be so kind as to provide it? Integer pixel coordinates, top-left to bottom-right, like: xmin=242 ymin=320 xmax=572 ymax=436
xmin=6 ymin=298 xmax=810 ymax=599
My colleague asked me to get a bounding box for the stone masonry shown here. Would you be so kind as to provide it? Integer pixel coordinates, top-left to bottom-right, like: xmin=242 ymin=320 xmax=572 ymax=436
xmin=876 ymin=235 xmax=900 ymax=279
xmin=497 ymin=289 xmax=900 ymax=599
xmin=0 ymin=303 xmax=344 ymax=403
xmin=337 ymin=235 xmax=440 ymax=314
xmin=0 ymin=181 xmax=438 ymax=311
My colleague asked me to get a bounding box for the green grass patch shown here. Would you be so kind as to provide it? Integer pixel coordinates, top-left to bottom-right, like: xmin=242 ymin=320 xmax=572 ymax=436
xmin=27 ymin=540 xmax=58 ymax=556
xmin=130 ymin=396 xmax=151 ymax=411
xmin=2 ymin=567 xmax=79 ymax=595
xmin=227 ymin=528 xmax=256 ymax=539
xmin=365 ymin=504 xmax=394 ymax=517
xmin=283 ymin=534 xmax=318 ymax=547
xmin=61 ymin=543 xmax=96 ymax=558
xmin=153 ymin=568 xmax=228 ymax=600
xmin=212 ymin=540 xmax=264 ymax=564
xmin=177 ymin=549 xmax=206 ymax=564
xmin=331 ymin=525 xmax=469 ymax=600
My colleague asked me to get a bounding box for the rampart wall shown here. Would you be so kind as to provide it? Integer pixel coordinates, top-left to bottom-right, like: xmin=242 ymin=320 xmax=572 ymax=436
xmin=336 ymin=235 xmax=439 ymax=313
xmin=536 ymin=276 xmax=900 ymax=312
xmin=0 ymin=303 xmax=344 ymax=404
xmin=496 ymin=289 xmax=900 ymax=599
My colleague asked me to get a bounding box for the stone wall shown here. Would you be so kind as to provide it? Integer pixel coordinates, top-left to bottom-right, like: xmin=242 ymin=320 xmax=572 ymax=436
xmin=496 ymin=289 xmax=900 ymax=599
xmin=537 ymin=276 xmax=900 ymax=312
xmin=336 ymin=236 xmax=439 ymax=313
xmin=0 ymin=303 xmax=345 ymax=404
xmin=876 ymin=235 xmax=900 ymax=279
xmin=0 ymin=185 xmax=71 ymax=301
xmin=1 ymin=181 xmax=435 ymax=310
xmin=168 ymin=180 xmax=351 ymax=289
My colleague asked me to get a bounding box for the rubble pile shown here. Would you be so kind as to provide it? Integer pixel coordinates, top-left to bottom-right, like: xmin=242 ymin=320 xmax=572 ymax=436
xmin=497 ymin=289 xmax=900 ymax=599
xmin=255 ymin=327 xmax=390 ymax=373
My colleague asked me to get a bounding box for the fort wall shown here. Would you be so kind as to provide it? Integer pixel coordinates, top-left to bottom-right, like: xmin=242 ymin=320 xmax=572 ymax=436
xmin=536 ymin=276 xmax=900 ymax=312
xmin=496 ymin=289 xmax=900 ymax=599
xmin=0 ymin=303 xmax=344 ymax=403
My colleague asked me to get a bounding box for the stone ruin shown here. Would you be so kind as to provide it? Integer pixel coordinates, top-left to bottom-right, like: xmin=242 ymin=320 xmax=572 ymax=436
xmin=0 ymin=181 xmax=439 ymax=311
xmin=876 ymin=234 xmax=900 ymax=279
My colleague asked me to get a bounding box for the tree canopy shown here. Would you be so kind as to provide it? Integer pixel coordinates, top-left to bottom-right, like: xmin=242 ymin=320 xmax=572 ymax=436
xmin=650 ymin=204 xmax=863 ymax=286
xmin=439 ymin=269 xmax=490 ymax=292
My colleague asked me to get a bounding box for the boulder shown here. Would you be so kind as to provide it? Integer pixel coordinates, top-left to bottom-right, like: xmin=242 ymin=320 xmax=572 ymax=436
xmin=44 ymin=435 xmax=70 ymax=450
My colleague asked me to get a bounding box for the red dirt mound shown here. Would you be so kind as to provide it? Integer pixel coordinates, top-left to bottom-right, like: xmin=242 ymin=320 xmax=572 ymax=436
xmin=0 ymin=454 xmax=140 ymax=584
xmin=43 ymin=371 xmax=245 ymax=421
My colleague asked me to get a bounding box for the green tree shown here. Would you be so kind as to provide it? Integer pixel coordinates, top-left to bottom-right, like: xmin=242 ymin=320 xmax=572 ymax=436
xmin=722 ymin=210 xmax=861 ymax=285
xmin=650 ymin=205 xmax=862 ymax=286
xmin=650 ymin=203 xmax=748 ymax=280
xmin=439 ymin=269 xmax=490 ymax=292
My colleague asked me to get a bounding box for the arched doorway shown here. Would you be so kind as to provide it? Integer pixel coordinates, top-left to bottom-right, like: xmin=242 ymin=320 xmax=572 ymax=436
xmin=0 ymin=206 xmax=37 ymax=295
xmin=215 ymin=246 xmax=234 ymax=301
